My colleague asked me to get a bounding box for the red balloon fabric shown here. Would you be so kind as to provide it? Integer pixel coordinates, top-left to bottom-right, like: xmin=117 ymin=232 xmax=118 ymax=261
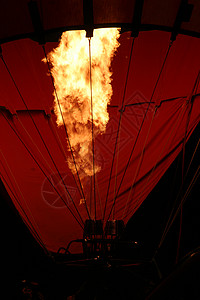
xmin=0 ymin=30 xmax=200 ymax=253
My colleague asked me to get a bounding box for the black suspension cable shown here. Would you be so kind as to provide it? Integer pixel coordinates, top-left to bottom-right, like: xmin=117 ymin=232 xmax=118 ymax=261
xmin=157 ymin=163 xmax=200 ymax=254
xmin=0 ymin=111 xmax=84 ymax=229
xmin=184 ymin=133 xmax=200 ymax=181
xmin=42 ymin=45 xmax=91 ymax=220
xmin=96 ymin=176 xmax=103 ymax=219
xmin=176 ymin=72 xmax=200 ymax=263
xmin=181 ymin=71 xmax=200 ymax=182
xmin=157 ymin=129 xmax=200 ymax=258
xmin=88 ymin=37 xmax=96 ymax=220
xmin=122 ymin=106 xmax=157 ymax=219
xmin=123 ymin=140 xmax=186 ymax=219
xmin=102 ymin=37 xmax=135 ymax=221
xmin=106 ymin=40 xmax=173 ymax=222
xmin=151 ymin=74 xmax=200 ymax=260
xmin=0 ymin=52 xmax=85 ymax=227
xmin=124 ymin=102 xmax=188 ymax=220
xmin=125 ymin=95 xmax=200 ymax=223
xmin=126 ymin=72 xmax=200 ymax=221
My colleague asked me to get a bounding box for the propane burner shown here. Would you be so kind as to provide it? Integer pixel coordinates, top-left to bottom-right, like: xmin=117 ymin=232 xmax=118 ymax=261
xmin=57 ymin=219 xmax=138 ymax=259
xmin=82 ymin=219 xmax=125 ymax=256
xmin=83 ymin=219 xmax=124 ymax=238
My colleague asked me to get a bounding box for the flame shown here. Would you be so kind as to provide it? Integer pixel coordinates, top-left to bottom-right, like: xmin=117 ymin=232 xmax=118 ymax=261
xmin=45 ymin=28 xmax=120 ymax=177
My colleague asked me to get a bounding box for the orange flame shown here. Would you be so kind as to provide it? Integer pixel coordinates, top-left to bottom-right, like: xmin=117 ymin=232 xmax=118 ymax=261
xmin=45 ymin=28 xmax=120 ymax=177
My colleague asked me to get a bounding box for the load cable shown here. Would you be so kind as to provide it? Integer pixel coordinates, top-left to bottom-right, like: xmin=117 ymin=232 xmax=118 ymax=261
xmin=156 ymin=163 xmax=200 ymax=255
xmin=0 ymin=109 xmax=84 ymax=230
xmin=103 ymin=36 xmax=136 ymax=221
xmin=125 ymin=102 xmax=188 ymax=220
xmin=176 ymin=71 xmax=200 ymax=263
xmin=0 ymin=52 xmax=85 ymax=227
xmin=106 ymin=40 xmax=173 ymax=222
xmin=133 ymin=99 xmax=200 ymax=223
xmin=122 ymin=106 xmax=157 ymax=219
xmin=151 ymin=72 xmax=200 ymax=260
xmin=158 ymin=131 xmax=200 ymax=258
